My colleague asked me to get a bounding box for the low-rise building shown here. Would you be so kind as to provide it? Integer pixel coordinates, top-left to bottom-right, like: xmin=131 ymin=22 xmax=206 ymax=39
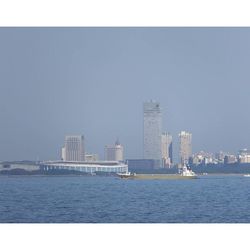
xmin=192 ymin=151 xmax=215 ymax=165
xmin=238 ymin=149 xmax=250 ymax=163
xmin=224 ymin=155 xmax=237 ymax=164
xmin=215 ymin=151 xmax=228 ymax=164
xmin=85 ymin=154 xmax=99 ymax=162
xmin=40 ymin=161 xmax=128 ymax=173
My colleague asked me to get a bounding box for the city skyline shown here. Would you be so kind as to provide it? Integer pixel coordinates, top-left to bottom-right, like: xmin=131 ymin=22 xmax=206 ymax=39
xmin=58 ymin=100 xmax=250 ymax=165
xmin=1 ymin=28 xmax=250 ymax=161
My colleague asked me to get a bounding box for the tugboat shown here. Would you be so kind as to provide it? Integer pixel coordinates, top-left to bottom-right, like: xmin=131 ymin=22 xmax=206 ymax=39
xmin=117 ymin=172 xmax=137 ymax=179
xmin=179 ymin=164 xmax=197 ymax=177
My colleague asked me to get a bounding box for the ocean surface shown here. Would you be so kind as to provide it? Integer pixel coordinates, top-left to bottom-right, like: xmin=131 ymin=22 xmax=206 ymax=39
xmin=1 ymin=175 xmax=250 ymax=223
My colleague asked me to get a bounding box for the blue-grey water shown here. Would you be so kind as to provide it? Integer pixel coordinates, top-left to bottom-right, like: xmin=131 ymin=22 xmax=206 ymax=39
xmin=1 ymin=175 xmax=250 ymax=223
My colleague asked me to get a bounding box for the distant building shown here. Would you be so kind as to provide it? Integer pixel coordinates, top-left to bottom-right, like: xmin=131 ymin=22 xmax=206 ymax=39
xmin=215 ymin=151 xmax=228 ymax=164
xmin=126 ymin=159 xmax=155 ymax=170
xmin=61 ymin=146 xmax=66 ymax=161
xmin=192 ymin=151 xmax=214 ymax=165
xmin=179 ymin=131 xmax=192 ymax=165
xmin=143 ymin=100 xmax=162 ymax=168
xmin=238 ymin=149 xmax=250 ymax=163
xmin=85 ymin=154 xmax=99 ymax=162
xmin=40 ymin=161 xmax=128 ymax=174
xmin=105 ymin=139 xmax=124 ymax=161
xmin=161 ymin=132 xmax=173 ymax=167
xmin=64 ymin=135 xmax=85 ymax=162
xmin=224 ymin=155 xmax=237 ymax=164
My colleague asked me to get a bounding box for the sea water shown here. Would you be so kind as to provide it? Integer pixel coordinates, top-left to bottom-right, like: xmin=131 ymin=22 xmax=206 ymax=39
xmin=0 ymin=175 xmax=250 ymax=223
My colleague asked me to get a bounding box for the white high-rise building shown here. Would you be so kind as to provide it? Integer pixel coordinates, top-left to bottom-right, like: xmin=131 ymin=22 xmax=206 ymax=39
xmin=61 ymin=146 xmax=66 ymax=161
xmin=143 ymin=100 xmax=162 ymax=168
xmin=105 ymin=139 xmax=124 ymax=161
xmin=161 ymin=132 xmax=173 ymax=167
xmin=179 ymin=131 xmax=192 ymax=165
xmin=64 ymin=135 xmax=85 ymax=162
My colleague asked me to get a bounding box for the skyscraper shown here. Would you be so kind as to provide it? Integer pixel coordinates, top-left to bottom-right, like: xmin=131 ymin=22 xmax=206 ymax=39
xmin=64 ymin=135 xmax=85 ymax=162
xmin=105 ymin=139 xmax=124 ymax=161
xmin=143 ymin=100 xmax=162 ymax=168
xmin=161 ymin=132 xmax=173 ymax=167
xmin=179 ymin=131 xmax=192 ymax=165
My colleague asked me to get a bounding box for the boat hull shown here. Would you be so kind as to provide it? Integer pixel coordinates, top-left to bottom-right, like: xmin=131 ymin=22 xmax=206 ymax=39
xmin=119 ymin=174 xmax=197 ymax=180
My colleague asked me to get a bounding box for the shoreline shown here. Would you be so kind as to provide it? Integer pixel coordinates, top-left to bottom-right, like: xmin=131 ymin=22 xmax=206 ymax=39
xmin=0 ymin=172 xmax=249 ymax=177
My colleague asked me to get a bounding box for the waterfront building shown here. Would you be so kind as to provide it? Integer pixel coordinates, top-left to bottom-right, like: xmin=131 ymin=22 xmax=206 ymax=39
xmin=224 ymin=155 xmax=237 ymax=164
xmin=215 ymin=151 xmax=228 ymax=164
xmin=0 ymin=161 xmax=39 ymax=172
xmin=40 ymin=161 xmax=127 ymax=174
xmin=179 ymin=131 xmax=192 ymax=165
xmin=161 ymin=132 xmax=173 ymax=167
xmin=191 ymin=151 xmax=215 ymax=165
xmin=105 ymin=139 xmax=124 ymax=161
xmin=143 ymin=100 xmax=162 ymax=168
xmin=64 ymin=135 xmax=85 ymax=162
xmin=238 ymin=149 xmax=250 ymax=163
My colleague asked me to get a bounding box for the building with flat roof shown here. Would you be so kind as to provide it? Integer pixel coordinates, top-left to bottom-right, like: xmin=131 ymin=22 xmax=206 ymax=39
xmin=161 ymin=132 xmax=173 ymax=167
xmin=143 ymin=100 xmax=162 ymax=168
xmin=61 ymin=146 xmax=66 ymax=161
xmin=179 ymin=131 xmax=192 ymax=165
xmin=224 ymin=155 xmax=237 ymax=164
xmin=64 ymin=135 xmax=85 ymax=162
xmin=40 ymin=161 xmax=127 ymax=174
xmin=238 ymin=149 xmax=250 ymax=163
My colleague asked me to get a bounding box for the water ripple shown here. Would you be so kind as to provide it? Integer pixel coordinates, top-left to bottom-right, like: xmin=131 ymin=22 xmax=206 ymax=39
xmin=0 ymin=175 xmax=250 ymax=223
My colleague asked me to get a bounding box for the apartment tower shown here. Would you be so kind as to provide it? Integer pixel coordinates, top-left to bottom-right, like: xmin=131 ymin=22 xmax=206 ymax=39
xmin=179 ymin=131 xmax=192 ymax=165
xmin=64 ymin=135 xmax=85 ymax=162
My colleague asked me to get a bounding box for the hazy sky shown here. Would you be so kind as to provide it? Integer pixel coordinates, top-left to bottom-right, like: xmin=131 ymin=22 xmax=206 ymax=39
xmin=1 ymin=27 xmax=250 ymax=161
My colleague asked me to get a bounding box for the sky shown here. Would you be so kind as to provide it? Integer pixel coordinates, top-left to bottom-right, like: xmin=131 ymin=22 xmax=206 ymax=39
xmin=0 ymin=27 xmax=250 ymax=162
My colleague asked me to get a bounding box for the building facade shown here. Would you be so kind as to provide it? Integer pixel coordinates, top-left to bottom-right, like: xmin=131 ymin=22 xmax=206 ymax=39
xmin=85 ymin=154 xmax=99 ymax=162
xmin=179 ymin=131 xmax=192 ymax=165
xmin=105 ymin=139 xmax=124 ymax=161
xmin=192 ymin=151 xmax=215 ymax=165
xmin=161 ymin=132 xmax=173 ymax=167
xmin=215 ymin=151 xmax=228 ymax=164
xmin=40 ymin=161 xmax=128 ymax=174
xmin=64 ymin=135 xmax=85 ymax=162
xmin=61 ymin=146 xmax=66 ymax=161
xmin=143 ymin=100 xmax=162 ymax=168
xmin=224 ymin=155 xmax=237 ymax=164
xmin=238 ymin=149 xmax=250 ymax=163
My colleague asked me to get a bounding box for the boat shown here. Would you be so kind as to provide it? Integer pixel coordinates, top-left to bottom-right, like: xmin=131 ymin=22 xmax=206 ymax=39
xmin=117 ymin=165 xmax=197 ymax=180
xmin=117 ymin=172 xmax=137 ymax=179
xmin=179 ymin=165 xmax=197 ymax=177
xmin=243 ymin=174 xmax=250 ymax=177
